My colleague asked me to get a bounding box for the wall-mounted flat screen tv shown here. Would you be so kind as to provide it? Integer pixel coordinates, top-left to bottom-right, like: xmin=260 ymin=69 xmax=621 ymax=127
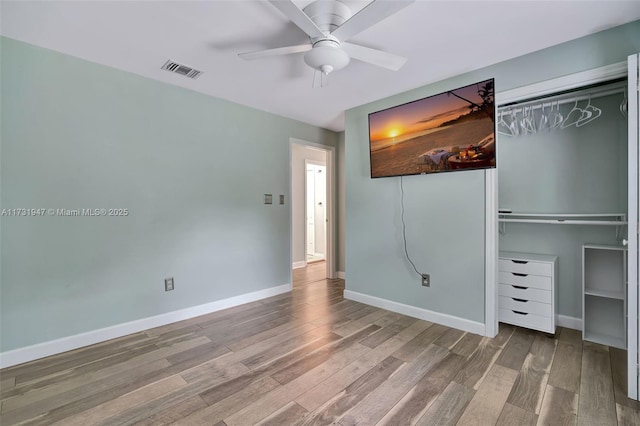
xmin=368 ymin=78 xmax=495 ymax=178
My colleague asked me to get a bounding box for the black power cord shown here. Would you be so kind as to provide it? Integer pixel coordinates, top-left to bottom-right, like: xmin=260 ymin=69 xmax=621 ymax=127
xmin=399 ymin=176 xmax=422 ymax=278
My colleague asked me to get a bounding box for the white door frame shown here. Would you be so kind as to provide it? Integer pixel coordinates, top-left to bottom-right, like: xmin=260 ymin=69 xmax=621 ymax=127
xmin=290 ymin=138 xmax=336 ymax=281
xmin=490 ymin=61 xmax=628 ymax=337
xmin=485 ymin=168 xmax=498 ymax=337
xmin=627 ymin=52 xmax=639 ymax=400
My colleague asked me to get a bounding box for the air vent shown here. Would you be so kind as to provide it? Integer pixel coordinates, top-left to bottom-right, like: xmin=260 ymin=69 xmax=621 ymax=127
xmin=161 ymin=60 xmax=202 ymax=79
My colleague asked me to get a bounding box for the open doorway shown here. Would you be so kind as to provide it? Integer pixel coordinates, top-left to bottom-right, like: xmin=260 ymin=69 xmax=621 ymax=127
xmin=306 ymin=162 xmax=326 ymax=264
xmin=290 ymin=139 xmax=335 ymax=283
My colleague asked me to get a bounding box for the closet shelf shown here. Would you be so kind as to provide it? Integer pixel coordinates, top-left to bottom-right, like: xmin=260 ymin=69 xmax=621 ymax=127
xmin=498 ymin=213 xmax=627 ymax=240
xmin=500 ymin=219 xmax=626 ymax=225
xmin=583 ymin=331 xmax=625 ymax=349
xmin=498 ymin=212 xmax=626 ymax=225
xmin=585 ymin=288 xmax=625 ymax=300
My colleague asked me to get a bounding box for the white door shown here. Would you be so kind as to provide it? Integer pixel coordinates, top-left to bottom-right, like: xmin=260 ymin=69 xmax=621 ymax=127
xmin=314 ymin=165 xmax=327 ymax=257
xmin=305 ymin=163 xmax=326 ymax=260
xmin=628 ymin=52 xmax=639 ymax=400
xmin=306 ymin=166 xmax=315 ymax=257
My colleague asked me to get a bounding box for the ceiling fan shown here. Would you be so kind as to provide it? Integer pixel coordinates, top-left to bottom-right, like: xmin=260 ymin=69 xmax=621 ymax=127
xmin=238 ymin=0 xmax=415 ymax=79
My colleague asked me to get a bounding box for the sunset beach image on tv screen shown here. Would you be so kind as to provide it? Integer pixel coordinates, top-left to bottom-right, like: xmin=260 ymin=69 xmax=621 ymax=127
xmin=368 ymin=78 xmax=495 ymax=178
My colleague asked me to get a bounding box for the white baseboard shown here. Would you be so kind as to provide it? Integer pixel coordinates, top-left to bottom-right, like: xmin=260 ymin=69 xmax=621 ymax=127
xmin=337 ymin=271 xmax=345 ymax=279
xmin=292 ymin=261 xmax=307 ymax=269
xmin=557 ymin=315 xmax=582 ymax=331
xmin=0 ymin=283 xmax=292 ymax=369
xmin=344 ymin=290 xmax=485 ymax=336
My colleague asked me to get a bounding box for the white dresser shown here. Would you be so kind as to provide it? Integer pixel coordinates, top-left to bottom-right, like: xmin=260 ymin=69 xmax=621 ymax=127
xmin=498 ymin=251 xmax=558 ymax=333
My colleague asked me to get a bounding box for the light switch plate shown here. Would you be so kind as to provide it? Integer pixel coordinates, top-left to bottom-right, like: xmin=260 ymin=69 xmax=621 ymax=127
xmin=264 ymin=194 xmax=273 ymax=204
xmin=165 ymin=277 xmax=174 ymax=291
xmin=279 ymin=194 xmax=285 ymax=204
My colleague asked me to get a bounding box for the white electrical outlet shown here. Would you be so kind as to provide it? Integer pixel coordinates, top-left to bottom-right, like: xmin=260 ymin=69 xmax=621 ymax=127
xmin=421 ymin=274 xmax=430 ymax=287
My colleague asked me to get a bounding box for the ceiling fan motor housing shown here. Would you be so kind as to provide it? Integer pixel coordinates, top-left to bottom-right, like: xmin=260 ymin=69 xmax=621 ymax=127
xmin=302 ymin=0 xmax=352 ymax=33
xmin=302 ymin=1 xmax=352 ymax=75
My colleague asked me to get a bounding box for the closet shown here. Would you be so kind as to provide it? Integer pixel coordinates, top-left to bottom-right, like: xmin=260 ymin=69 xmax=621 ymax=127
xmin=493 ymin=53 xmax=639 ymax=399
xmin=497 ymin=79 xmax=628 ymax=342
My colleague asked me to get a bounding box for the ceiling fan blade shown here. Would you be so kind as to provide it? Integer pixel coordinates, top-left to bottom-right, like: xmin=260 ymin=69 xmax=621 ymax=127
xmin=268 ymin=0 xmax=325 ymax=39
xmin=331 ymin=0 xmax=415 ymax=41
xmin=342 ymin=42 xmax=407 ymax=71
xmin=238 ymin=44 xmax=311 ymax=60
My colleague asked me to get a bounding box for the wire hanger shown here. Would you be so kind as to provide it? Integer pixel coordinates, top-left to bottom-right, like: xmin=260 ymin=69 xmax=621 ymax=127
xmin=620 ymin=88 xmax=628 ymax=118
xmin=561 ymin=98 xmax=584 ymax=129
xmin=509 ymin=109 xmax=520 ymax=136
xmin=497 ymin=110 xmax=513 ymax=136
xmin=538 ymin=102 xmax=549 ymax=132
xmin=550 ymin=101 xmax=563 ymax=129
xmin=576 ymin=94 xmax=601 ymax=127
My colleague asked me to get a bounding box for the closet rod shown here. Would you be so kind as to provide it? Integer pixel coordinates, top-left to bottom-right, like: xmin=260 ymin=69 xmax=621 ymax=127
xmin=498 ymin=83 xmax=626 ymax=113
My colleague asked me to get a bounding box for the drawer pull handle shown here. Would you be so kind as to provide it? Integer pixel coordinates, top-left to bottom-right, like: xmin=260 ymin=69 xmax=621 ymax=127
xmin=512 ymin=310 xmax=528 ymax=316
xmin=512 ymin=273 xmax=528 ymax=277
xmin=512 ymin=298 xmax=528 ymax=303
xmin=512 ymin=285 xmax=528 ymax=290
xmin=512 ymin=260 xmax=528 ymax=264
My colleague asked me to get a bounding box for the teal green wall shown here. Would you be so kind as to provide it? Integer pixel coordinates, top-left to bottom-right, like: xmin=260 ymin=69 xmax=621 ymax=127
xmin=0 ymin=37 xmax=337 ymax=352
xmin=345 ymin=21 xmax=640 ymax=325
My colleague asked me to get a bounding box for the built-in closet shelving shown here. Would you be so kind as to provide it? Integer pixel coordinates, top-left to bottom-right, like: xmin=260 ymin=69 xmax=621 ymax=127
xmin=497 ymin=79 xmax=628 ymax=337
xmin=499 ymin=213 xmax=627 ymax=240
xmin=582 ymin=244 xmax=627 ymax=349
xmin=499 ymin=212 xmax=626 ymax=225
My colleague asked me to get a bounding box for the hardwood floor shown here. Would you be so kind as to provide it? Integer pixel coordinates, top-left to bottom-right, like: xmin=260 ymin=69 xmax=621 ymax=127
xmin=1 ymin=261 xmax=638 ymax=425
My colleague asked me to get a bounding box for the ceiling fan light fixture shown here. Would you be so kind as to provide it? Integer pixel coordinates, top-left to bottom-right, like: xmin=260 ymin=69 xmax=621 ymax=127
xmin=320 ymin=64 xmax=334 ymax=75
xmin=239 ymin=0 xmax=414 ymax=78
xmin=304 ymin=41 xmax=350 ymax=75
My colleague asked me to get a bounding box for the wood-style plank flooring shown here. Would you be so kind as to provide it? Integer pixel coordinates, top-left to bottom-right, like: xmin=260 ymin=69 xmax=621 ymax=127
xmin=1 ymin=261 xmax=639 ymax=425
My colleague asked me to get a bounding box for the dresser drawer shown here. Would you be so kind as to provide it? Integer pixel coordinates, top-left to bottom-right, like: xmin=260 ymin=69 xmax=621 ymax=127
xmin=499 ymin=308 xmax=554 ymax=333
xmin=499 ymin=258 xmax=552 ymax=277
xmin=499 ymin=296 xmax=552 ymax=317
xmin=499 ymin=284 xmax=552 ymax=304
xmin=499 ymin=271 xmax=552 ymax=291
xmin=498 ymin=252 xmax=557 ymax=334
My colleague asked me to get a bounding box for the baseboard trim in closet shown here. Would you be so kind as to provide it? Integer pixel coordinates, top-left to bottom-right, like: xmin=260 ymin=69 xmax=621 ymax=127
xmin=0 ymin=282 xmax=292 ymax=369
xmin=557 ymin=315 xmax=582 ymax=331
xmin=344 ymin=290 xmax=485 ymax=335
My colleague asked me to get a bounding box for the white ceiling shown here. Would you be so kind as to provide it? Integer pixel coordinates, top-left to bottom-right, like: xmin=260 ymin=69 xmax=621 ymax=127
xmin=2 ymin=1 xmax=639 ymax=132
